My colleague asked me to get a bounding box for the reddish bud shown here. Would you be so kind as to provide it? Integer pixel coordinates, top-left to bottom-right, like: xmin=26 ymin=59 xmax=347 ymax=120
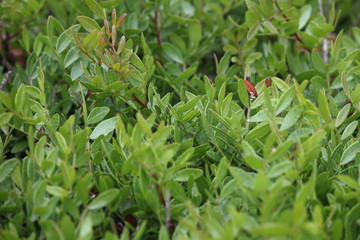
xmin=244 ymin=80 xmax=258 ymax=98
xmin=112 ymin=8 xmax=117 ymax=26
xmin=124 ymin=215 xmax=137 ymax=228
xmin=104 ymin=19 xmax=110 ymax=35
xmin=100 ymin=36 xmax=106 ymax=46
xmin=116 ymin=13 xmax=127 ymax=28
xmin=9 ymin=48 xmax=26 ymax=67
xmin=111 ymin=25 xmax=117 ymax=45
xmin=265 ymin=78 xmax=271 ymax=87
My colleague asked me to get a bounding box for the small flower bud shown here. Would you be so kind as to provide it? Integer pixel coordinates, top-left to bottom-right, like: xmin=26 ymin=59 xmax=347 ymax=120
xmin=112 ymin=9 xmax=117 ymax=26
xmin=104 ymin=19 xmax=110 ymax=35
xmin=112 ymin=25 xmax=117 ymax=45
xmin=116 ymin=13 xmax=127 ymax=28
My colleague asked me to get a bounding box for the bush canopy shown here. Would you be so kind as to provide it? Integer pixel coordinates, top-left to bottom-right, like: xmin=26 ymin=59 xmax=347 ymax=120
xmin=0 ymin=0 xmax=359 ymax=239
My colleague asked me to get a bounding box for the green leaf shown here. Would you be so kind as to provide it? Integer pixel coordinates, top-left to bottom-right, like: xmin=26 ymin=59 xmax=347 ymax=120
xmin=87 ymin=107 xmax=110 ymax=124
xmin=271 ymin=77 xmax=289 ymax=92
xmin=15 ymin=84 xmax=26 ymax=113
xmin=169 ymin=181 xmax=186 ymax=201
xmin=85 ymin=0 xmax=106 ymax=20
xmin=245 ymin=52 xmax=262 ymax=63
xmin=268 ymin=140 xmax=294 ymax=162
xmin=70 ymin=61 xmax=83 ymax=80
xmin=243 ymin=38 xmax=258 ymax=53
xmin=56 ymin=25 xmax=81 ymax=54
xmin=340 ymin=121 xmax=358 ymax=140
xmin=162 ymin=43 xmax=184 ymax=64
xmin=46 ymin=185 xmax=68 ymax=198
xmin=280 ymin=105 xmax=302 ymax=131
xmin=47 ymin=15 xmax=60 ymax=40
xmin=133 ymin=221 xmax=147 ymax=240
xmin=350 ymin=84 xmax=360 ymax=105
xmin=175 ymin=67 xmax=197 ymax=85
xmin=311 ymin=49 xmax=326 ymax=73
xmin=56 ymin=132 xmax=68 ymax=154
xmin=236 ymin=76 xmax=249 ymax=108
xmin=60 ymin=215 xmax=76 ymax=240
xmin=0 ymin=159 xmax=18 ymax=183
xmin=245 ymin=122 xmax=271 ymax=140
xmin=264 ymin=21 xmax=278 ymax=34
xmin=337 ymin=175 xmax=360 ymax=190
xmin=253 ymin=170 xmax=268 ymax=195
xmin=212 ymin=157 xmax=228 ymax=189
xmin=34 ymin=34 xmax=43 ymax=56
xmin=79 ymin=216 xmax=93 ymax=239
xmin=82 ymin=30 xmax=101 ymax=50
xmin=345 ymin=203 xmax=360 ymax=240
xmin=77 ymin=16 xmax=101 ymax=32
xmin=318 ymin=90 xmax=331 ymax=122
xmin=247 ymin=23 xmax=260 ymax=40
xmin=159 ymin=225 xmax=170 ymax=240
xmin=22 ymin=27 xmax=30 ymax=52
xmin=340 ymin=49 xmax=360 ymax=67
xmin=254 ymin=223 xmax=290 ymax=236
xmin=268 ymin=161 xmax=293 ymax=178
xmin=336 ymin=104 xmax=351 ymax=127
xmin=136 ymin=113 xmax=152 ymax=136
xmin=175 ymin=95 xmax=201 ymax=115
xmin=130 ymin=53 xmax=146 ymax=72
xmin=90 ymin=117 xmax=117 ymax=139
xmin=88 ymin=188 xmax=120 ymax=210
xmin=244 ymin=155 xmax=264 ymax=171
xmin=299 ymin=5 xmax=312 ymax=29
xmin=0 ymin=91 xmax=13 ymax=109
xmin=34 ymin=136 xmax=47 ymax=165
xmin=189 ymin=20 xmax=202 ymax=48
xmin=217 ymin=52 xmax=231 ymax=74
xmin=0 ymin=112 xmax=13 ymax=127
xmin=64 ymin=46 xmax=79 ymax=68
xmin=340 ymin=141 xmax=360 ymax=165
xmin=175 ymin=147 xmax=194 ymax=164
xmin=275 ymin=86 xmax=296 ymax=115
xmin=259 ymin=0 xmax=274 ymax=17
xmin=174 ymin=168 xmax=203 ymax=181
xmin=341 ymin=71 xmax=350 ymax=97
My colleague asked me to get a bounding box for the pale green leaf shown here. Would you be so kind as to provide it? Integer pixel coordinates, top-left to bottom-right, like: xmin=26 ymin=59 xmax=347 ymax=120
xmin=90 ymin=117 xmax=117 ymax=139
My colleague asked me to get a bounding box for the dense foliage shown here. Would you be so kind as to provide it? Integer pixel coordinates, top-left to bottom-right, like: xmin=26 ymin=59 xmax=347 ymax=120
xmin=1 ymin=0 xmax=359 ymax=239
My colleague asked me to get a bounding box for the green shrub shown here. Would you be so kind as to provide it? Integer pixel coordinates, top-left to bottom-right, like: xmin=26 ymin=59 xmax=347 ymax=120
xmin=0 ymin=0 xmax=359 ymax=239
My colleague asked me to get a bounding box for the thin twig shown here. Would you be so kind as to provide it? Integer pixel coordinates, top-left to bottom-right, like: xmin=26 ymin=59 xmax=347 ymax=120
xmin=131 ymin=94 xmax=147 ymax=108
xmin=116 ymin=66 xmax=148 ymax=108
xmin=165 ymin=189 xmax=171 ymax=230
xmin=274 ymin=0 xmax=306 ymax=45
xmin=0 ymin=71 xmax=12 ymax=90
xmin=154 ymin=9 xmax=161 ymax=45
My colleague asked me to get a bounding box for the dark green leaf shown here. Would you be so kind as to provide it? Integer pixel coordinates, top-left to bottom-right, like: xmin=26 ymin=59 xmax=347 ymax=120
xmin=162 ymin=43 xmax=184 ymax=63
xmin=0 ymin=159 xmax=18 ymax=183
xmin=88 ymin=189 xmax=120 ymax=210
xmin=0 ymin=112 xmax=13 ymax=127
